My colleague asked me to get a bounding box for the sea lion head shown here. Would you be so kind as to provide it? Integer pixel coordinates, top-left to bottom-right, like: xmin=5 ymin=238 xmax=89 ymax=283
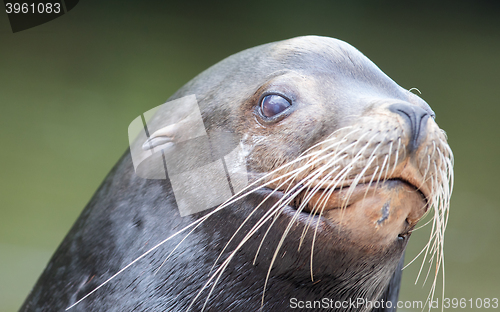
xmin=103 ymin=36 xmax=454 ymax=310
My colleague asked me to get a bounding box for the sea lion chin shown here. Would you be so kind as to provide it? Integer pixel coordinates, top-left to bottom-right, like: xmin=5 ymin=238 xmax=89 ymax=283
xmin=20 ymin=36 xmax=453 ymax=312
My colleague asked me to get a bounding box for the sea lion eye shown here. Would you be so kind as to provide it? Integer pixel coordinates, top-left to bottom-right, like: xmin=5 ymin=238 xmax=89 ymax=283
xmin=260 ymin=94 xmax=291 ymax=118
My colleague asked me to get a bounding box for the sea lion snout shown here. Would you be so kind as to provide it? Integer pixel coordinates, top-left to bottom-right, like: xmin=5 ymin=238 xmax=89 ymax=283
xmin=389 ymin=103 xmax=432 ymax=152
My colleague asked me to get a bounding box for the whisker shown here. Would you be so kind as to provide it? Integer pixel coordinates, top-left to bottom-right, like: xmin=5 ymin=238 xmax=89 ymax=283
xmin=391 ymin=137 xmax=401 ymax=176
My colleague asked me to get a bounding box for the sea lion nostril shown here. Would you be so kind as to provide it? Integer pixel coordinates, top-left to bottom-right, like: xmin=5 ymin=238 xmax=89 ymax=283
xmin=389 ymin=103 xmax=430 ymax=152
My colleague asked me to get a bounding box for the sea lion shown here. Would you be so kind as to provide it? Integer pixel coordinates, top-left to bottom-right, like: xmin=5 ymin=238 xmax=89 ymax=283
xmin=19 ymin=36 xmax=453 ymax=312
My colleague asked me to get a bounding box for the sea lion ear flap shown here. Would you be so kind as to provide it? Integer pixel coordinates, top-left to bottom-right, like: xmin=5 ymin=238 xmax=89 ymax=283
xmin=142 ymin=124 xmax=176 ymax=150
xmin=142 ymin=110 xmax=205 ymax=151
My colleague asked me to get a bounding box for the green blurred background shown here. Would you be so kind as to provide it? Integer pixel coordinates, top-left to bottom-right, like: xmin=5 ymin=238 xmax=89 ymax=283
xmin=1 ymin=1 xmax=499 ymax=311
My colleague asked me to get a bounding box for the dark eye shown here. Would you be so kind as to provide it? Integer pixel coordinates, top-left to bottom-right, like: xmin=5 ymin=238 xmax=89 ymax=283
xmin=260 ymin=94 xmax=291 ymax=118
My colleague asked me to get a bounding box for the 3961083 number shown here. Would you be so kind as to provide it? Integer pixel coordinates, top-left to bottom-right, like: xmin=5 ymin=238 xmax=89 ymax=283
xmin=443 ymin=298 xmax=498 ymax=309
xmin=5 ymin=2 xmax=61 ymax=14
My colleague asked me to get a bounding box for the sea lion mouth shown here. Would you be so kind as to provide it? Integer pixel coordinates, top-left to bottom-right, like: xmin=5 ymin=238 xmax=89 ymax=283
xmin=271 ymin=170 xmax=431 ymax=247
xmin=291 ymin=178 xmax=428 ymax=215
